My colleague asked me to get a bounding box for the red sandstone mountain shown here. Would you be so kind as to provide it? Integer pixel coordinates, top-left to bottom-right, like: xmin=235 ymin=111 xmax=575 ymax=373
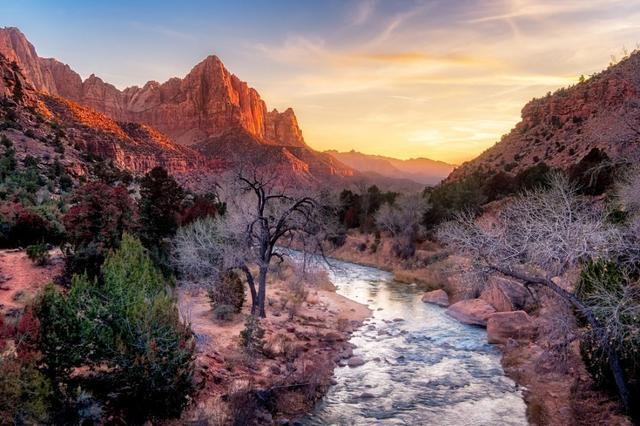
xmin=448 ymin=52 xmax=640 ymax=181
xmin=0 ymin=51 xmax=210 ymax=184
xmin=326 ymin=149 xmax=454 ymax=185
xmin=0 ymin=27 xmax=353 ymax=184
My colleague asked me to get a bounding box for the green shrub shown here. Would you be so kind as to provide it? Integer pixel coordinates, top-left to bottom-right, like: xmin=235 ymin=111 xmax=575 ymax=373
xmin=240 ymin=315 xmax=265 ymax=356
xmin=0 ymin=310 xmax=53 ymax=424
xmin=208 ymin=271 xmax=244 ymax=313
xmin=138 ymin=166 xmax=184 ymax=248
xmin=568 ymin=148 xmax=615 ymax=195
xmin=213 ymin=304 xmax=236 ymax=321
xmin=576 ymin=260 xmax=640 ymax=410
xmin=35 ymin=235 xmax=195 ymax=421
xmin=26 ymin=243 xmax=49 ymax=266
xmin=423 ymin=171 xmax=486 ymax=228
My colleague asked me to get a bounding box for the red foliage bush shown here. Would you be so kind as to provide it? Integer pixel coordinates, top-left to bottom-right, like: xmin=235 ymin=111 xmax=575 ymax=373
xmin=63 ymin=182 xmax=137 ymax=276
xmin=178 ymin=196 xmax=219 ymax=226
xmin=1 ymin=202 xmax=52 ymax=247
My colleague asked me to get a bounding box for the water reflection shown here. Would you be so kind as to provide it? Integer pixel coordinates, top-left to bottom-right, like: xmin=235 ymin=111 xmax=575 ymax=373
xmin=302 ymin=258 xmax=528 ymax=426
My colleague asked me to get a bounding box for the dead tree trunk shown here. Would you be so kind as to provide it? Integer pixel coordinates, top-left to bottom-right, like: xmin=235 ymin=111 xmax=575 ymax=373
xmin=240 ymin=265 xmax=258 ymax=315
xmin=257 ymin=265 xmax=268 ymax=318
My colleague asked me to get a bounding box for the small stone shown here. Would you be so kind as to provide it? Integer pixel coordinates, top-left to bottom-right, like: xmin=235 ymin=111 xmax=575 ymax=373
xmin=421 ymin=289 xmax=449 ymax=307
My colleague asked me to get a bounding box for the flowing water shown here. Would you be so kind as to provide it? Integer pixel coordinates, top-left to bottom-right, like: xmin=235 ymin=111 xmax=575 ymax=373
xmin=302 ymin=257 xmax=528 ymax=426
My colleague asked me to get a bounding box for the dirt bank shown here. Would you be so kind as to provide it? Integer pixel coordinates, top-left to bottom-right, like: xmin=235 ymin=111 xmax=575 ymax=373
xmin=177 ymin=264 xmax=371 ymax=425
xmin=0 ymin=249 xmax=63 ymax=316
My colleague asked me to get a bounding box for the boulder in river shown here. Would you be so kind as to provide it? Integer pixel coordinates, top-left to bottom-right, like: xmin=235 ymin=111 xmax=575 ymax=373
xmin=480 ymin=276 xmax=532 ymax=312
xmin=348 ymin=356 xmax=366 ymax=367
xmin=421 ymin=289 xmax=449 ymax=307
xmin=487 ymin=311 xmax=536 ymax=344
xmin=446 ymin=299 xmax=496 ymax=326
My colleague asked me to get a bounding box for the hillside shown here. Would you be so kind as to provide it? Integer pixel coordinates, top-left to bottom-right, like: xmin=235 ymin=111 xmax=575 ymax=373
xmin=448 ymin=52 xmax=640 ymax=181
xmin=326 ymin=149 xmax=454 ymax=185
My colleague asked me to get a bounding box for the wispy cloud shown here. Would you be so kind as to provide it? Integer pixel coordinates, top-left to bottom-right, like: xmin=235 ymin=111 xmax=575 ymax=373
xmin=246 ymin=0 xmax=640 ymax=163
xmin=348 ymin=0 xmax=377 ymax=26
xmin=128 ymin=21 xmax=196 ymax=41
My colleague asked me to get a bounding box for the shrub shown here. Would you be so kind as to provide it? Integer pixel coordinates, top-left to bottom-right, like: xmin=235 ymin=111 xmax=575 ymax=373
xmin=5 ymin=205 xmax=52 ymax=247
xmin=576 ymin=260 xmax=640 ymax=409
xmin=514 ymin=162 xmax=553 ymax=192
xmin=423 ymin=171 xmax=486 ymax=228
xmin=213 ymin=304 xmax=236 ymax=321
xmin=569 ymin=148 xmax=615 ymax=195
xmin=284 ymin=276 xmax=308 ymax=320
xmin=34 ymin=235 xmax=195 ymax=421
xmin=208 ymin=271 xmax=245 ymax=314
xmin=240 ymin=315 xmax=265 ymax=356
xmin=59 ymin=174 xmax=73 ymax=192
xmin=0 ymin=310 xmax=53 ymax=424
xmin=26 ymin=243 xmax=50 ymax=266
xmin=178 ymin=194 xmax=220 ymax=226
xmin=138 ymin=167 xmax=184 ymax=248
xmin=63 ymin=182 xmax=136 ymax=277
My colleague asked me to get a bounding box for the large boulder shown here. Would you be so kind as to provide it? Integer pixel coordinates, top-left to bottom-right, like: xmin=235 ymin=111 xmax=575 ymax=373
xmin=487 ymin=311 xmax=536 ymax=344
xmin=348 ymin=356 xmax=366 ymax=367
xmin=421 ymin=289 xmax=449 ymax=307
xmin=480 ymin=276 xmax=532 ymax=312
xmin=445 ymin=299 xmax=496 ymax=326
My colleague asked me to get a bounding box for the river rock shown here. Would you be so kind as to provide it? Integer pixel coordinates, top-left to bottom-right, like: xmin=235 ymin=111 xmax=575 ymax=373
xmin=348 ymin=356 xmax=366 ymax=367
xmin=445 ymin=299 xmax=496 ymax=326
xmin=480 ymin=276 xmax=532 ymax=312
xmin=487 ymin=311 xmax=536 ymax=344
xmin=360 ymin=392 xmax=375 ymax=399
xmin=421 ymin=289 xmax=449 ymax=307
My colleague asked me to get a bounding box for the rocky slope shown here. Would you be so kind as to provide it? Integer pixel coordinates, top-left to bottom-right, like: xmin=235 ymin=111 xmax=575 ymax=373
xmin=326 ymin=149 xmax=454 ymax=185
xmin=0 ymin=27 xmax=354 ymax=185
xmin=0 ymin=51 xmax=209 ymax=181
xmin=448 ymin=52 xmax=640 ymax=181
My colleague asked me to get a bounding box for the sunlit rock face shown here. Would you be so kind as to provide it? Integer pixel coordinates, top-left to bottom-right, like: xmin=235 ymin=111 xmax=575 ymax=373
xmin=0 ymin=27 xmax=353 ymax=183
xmin=0 ymin=28 xmax=307 ymax=149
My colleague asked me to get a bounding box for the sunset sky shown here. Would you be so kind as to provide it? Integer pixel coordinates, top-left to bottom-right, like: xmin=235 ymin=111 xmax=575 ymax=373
xmin=2 ymin=0 xmax=640 ymax=163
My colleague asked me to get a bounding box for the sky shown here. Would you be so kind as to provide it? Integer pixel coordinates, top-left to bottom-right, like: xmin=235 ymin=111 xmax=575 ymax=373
xmin=2 ymin=0 xmax=640 ymax=164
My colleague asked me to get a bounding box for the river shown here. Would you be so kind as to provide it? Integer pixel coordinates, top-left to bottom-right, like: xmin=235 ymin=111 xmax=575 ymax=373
xmin=302 ymin=257 xmax=528 ymax=425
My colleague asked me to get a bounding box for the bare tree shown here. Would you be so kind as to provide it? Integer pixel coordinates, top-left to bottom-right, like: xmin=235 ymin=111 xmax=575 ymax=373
xmin=376 ymin=193 xmax=428 ymax=238
xmin=437 ymin=173 xmax=632 ymax=410
xmin=174 ymin=166 xmax=330 ymax=318
xmin=376 ymin=193 xmax=429 ymax=258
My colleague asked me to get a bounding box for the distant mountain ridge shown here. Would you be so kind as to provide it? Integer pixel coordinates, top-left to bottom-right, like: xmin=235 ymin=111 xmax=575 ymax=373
xmin=326 ymin=150 xmax=454 ymax=185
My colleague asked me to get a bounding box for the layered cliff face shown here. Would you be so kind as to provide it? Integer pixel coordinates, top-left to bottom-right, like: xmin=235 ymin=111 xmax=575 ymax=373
xmin=0 ymin=26 xmax=352 ymax=185
xmin=0 ymin=50 xmax=208 ymax=181
xmin=0 ymin=27 xmax=309 ymax=149
xmin=448 ymin=52 xmax=640 ymax=181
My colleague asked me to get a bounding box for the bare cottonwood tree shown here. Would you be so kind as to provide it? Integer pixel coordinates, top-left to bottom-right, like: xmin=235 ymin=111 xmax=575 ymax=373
xmin=437 ymin=173 xmax=632 ymax=409
xmin=376 ymin=193 xmax=429 ymax=258
xmin=376 ymin=193 xmax=429 ymax=237
xmin=174 ymin=164 xmax=331 ymax=318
